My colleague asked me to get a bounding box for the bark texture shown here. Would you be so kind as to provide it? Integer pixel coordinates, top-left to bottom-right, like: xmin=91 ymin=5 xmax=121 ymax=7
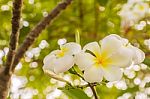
xmin=5 ymin=0 xmax=23 ymax=75
xmin=0 ymin=0 xmax=23 ymax=98
xmin=0 ymin=68 xmax=11 ymax=99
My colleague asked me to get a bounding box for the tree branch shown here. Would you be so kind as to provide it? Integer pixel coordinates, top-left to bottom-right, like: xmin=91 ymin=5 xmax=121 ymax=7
xmin=11 ymin=0 xmax=73 ymax=72
xmin=0 ymin=0 xmax=23 ymax=98
xmin=0 ymin=67 xmax=11 ymax=99
xmin=4 ymin=0 xmax=23 ymax=75
xmin=146 ymin=52 xmax=150 ymax=57
xmin=0 ymin=0 xmax=72 ymax=98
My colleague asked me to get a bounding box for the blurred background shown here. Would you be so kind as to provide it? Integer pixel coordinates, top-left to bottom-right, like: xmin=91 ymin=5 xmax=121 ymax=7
xmin=0 ymin=0 xmax=150 ymax=99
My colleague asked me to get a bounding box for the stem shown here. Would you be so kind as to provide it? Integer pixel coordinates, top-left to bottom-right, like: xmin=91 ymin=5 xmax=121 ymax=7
xmin=44 ymin=70 xmax=72 ymax=86
xmin=59 ymin=83 xmax=97 ymax=90
xmin=88 ymin=83 xmax=98 ymax=99
xmin=11 ymin=0 xmax=73 ymax=72
xmin=72 ymin=67 xmax=99 ymax=99
xmin=75 ymin=29 xmax=80 ymax=44
xmin=76 ymin=83 xmax=97 ymax=89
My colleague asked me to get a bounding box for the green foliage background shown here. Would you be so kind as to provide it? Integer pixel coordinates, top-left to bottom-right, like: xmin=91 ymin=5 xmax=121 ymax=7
xmin=0 ymin=0 xmax=150 ymax=99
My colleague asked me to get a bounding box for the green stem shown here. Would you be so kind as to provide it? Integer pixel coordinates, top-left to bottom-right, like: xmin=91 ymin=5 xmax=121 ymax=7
xmin=75 ymin=29 xmax=80 ymax=44
xmin=88 ymin=83 xmax=98 ymax=99
xmin=72 ymin=67 xmax=99 ymax=99
xmin=44 ymin=70 xmax=72 ymax=86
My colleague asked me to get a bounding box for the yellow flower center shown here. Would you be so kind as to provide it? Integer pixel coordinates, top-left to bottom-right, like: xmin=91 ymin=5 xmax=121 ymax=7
xmin=56 ymin=47 xmax=69 ymax=58
xmin=94 ymin=54 xmax=111 ymax=68
xmin=98 ymin=59 xmax=104 ymax=64
xmin=57 ymin=51 xmax=65 ymax=57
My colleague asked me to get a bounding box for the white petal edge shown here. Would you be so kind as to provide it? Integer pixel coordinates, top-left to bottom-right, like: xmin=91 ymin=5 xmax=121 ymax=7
xmin=100 ymin=34 xmax=123 ymax=58
xmin=49 ymin=50 xmax=60 ymax=56
xmin=61 ymin=42 xmax=81 ymax=55
xmin=106 ymin=46 xmax=133 ymax=68
xmin=83 ymin=66 xmax=103 ymax=83
xmin=83 ymin=42 xmax=101 ymax=57
xmin=128 ymin=45 xmax=145 ymax=64
xmin=102 ymin=66 xmax=123 ymax=81
xmin=53 ymin=55 xmax=74 ymax=74
xmin=75 ymin=51 xmax=95 ymax=70
xmin=43 ymin=54 xmax=56 ymax=72
xmin=104 ymin=34 xmax=129 ymax=45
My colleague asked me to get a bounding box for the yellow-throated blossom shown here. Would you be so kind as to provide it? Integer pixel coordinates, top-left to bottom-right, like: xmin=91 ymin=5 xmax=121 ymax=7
xmin=75 ymin=34 xmax=145 ymax=83
xmin=43 ymin=42 xmax=81 ymax=74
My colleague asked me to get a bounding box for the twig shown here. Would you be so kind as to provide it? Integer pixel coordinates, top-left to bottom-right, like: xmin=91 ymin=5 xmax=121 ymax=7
xmin=146 ymin=52 xmax=150 ymax=57
xmin=44 ymin=70 xmax=72 ymax=86
xmin=58 ymin=83 xmax=98 ymax=90
xmin=4 ymin=0 xmax=23 ymax=75
xmin=11 ymin=0 xmax=73 ymax=72
xmin=72 ymin=67 xmax=99 ymax=99
xmin=88 ymin=83 xmax=98 ymax=99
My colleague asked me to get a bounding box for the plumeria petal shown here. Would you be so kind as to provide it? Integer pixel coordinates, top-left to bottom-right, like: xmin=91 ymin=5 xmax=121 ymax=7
xmin=128 ymin=44 xmax=145 ymax=64
xmin=84 ymin=66 xmax=103 ymax=83
xmin=53 ymin=55 xmax=74 ymax=74
xmin=43 ymin=54 xmax=56 ymax=72
xmin=100 ymin=34 xmax=123 ymax=57
xmin=102 ymin=66 xmax=123 ymax=81
xmin=83 ymin=42 xmax=101 ymax=57
xmin=106 ymin=46 xmax=133 ymax=67
xmin=49 ymin=50 xmax=60 ymax=56
xmin=75 ymin=51 xmax=95 ymax=70
xmin=60 ymin=42 xmax=81 ymax=55
xmin=105 ymin=34 xmax=129 ymax=45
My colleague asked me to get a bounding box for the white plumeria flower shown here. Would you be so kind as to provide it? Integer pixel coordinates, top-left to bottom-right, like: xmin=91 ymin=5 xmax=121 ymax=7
xmin=43 ymin=42 xmax=81 ymax=74
xmin=75 ymin=34 xmax=145 ymax=83
xmin=119 ymin=0 xmax=149 ymax=29
xmin=110 ymin=34 xmax=145 ymax=64
xmin=132 ymin=2 xmax=149 ymax=18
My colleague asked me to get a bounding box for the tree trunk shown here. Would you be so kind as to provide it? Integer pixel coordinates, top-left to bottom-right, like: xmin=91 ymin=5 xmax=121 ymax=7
xmin=0 ymin=67 xmax=11 ymax=99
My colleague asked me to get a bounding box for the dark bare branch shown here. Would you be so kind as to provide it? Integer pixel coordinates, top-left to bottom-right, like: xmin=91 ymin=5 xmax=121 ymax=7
xmin=0 ymin=67 xmax=11 ymax=99
xmin=0 ymin=0 xmax=22 ymax=99
xmin=11 ymin=0 xmax=73 ymax=72
xmin=0 ymin=0 xmax=23 ymax=98
xmin=0 ymin=0 xmax=72 ymax=98
xmin=4 ymin=0 xmax=23 ymax=75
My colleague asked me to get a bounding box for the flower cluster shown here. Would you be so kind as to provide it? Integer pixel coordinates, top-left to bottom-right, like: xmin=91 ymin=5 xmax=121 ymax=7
xmin=43 ymin=34 xmax=145 ymax=83
xmin=119 ymin=0 xmax=149 ymax=29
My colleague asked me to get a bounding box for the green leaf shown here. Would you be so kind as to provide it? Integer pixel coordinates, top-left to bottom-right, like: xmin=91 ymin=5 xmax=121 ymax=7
xmin=68 ymin=68 xmax=77 ymax=74
xmin=143 ymin=58 xmax=150 ymax=66
xmin=61 ymin=87 xmax=90 ymax=99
